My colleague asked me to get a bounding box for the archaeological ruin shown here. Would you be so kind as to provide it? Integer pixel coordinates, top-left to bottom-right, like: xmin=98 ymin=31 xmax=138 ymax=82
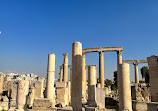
xmin=0 ymin=41 xmax=158 ymax=111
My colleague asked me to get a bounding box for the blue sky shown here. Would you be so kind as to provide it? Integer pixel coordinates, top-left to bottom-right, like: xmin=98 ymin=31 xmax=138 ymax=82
xmin=0 ymin=0 xmax=158 ymax=81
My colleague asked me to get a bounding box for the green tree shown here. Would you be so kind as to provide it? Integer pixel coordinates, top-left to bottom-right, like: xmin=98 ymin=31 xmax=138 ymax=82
xmin=140 ymin=66 xmax=149 ymax=83
xmin=104 ymin=79 xmax=112 ymax=87
xmin=113 ymin=71 xmax=117 ymax=89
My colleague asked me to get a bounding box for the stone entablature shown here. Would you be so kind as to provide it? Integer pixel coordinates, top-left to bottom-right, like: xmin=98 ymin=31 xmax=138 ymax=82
xmin=83 ymin=47 xmax=123 ymax=53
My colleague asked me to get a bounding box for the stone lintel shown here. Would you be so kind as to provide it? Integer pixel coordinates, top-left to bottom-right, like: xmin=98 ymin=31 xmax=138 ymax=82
xmin=83 ymin=47 xmax=123 ymax=53
xmin=122 ymin=60 xmax=147 ymax=64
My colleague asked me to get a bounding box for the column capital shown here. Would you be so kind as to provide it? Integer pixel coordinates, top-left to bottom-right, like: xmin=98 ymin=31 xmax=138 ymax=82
xmin=133 ymin=63 xmax=138 ymax=66
xmin=99 ymin=51 xmax=104 ymax=56
xmin=117 ymin=50 xmax=123 ymax=55
xmin=60 ymin=65 xmax=63 ymax=69
xmin=82 ymin=53 xmax=86 ymax=58
xmin=63 ymin=53 xmax=68 ymax=57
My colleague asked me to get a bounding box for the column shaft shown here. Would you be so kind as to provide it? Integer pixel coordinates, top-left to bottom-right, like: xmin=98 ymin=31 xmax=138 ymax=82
xmin=82 ymin=53 xmax=87 ymax=99
xmin=46 ymin=53 xmax=55 ymax=102
xmin=88 ymin=65 xmax=97 ymax=106
xmin=63 ymin=53 xmax=68 ymax=82
xmin=59 ymin=66 xmax=63 ymax=82
xmin=17 ymin=79 xmax=29 ymax=110
xmin=71 ymin=42 xmax=82 ymax=111
xmin=99 ymin=51 xmax=104 ymax=88
xmin=118 ymin=63 xmax=132 ymax=111
xmin=134 ymin=63 xmax=139 ymax=83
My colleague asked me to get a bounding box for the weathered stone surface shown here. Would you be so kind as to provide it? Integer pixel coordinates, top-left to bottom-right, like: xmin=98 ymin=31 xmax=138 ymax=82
xmin=96 ymin=87 xmax=105 ymax=109
xmin=56 ymin=87 xmax=69 ymax=107
xmin=71 ymin=42 xmax=82 ymax=111
xmin=46 ymin=53 xmax=55 ymax=106
xmin=118 ymin=63 xmax=132 ymax=111
xmin=34 ymin=80 xmax=44 ymax=98
xmin=147 ymin=102 xmax=158 ymax=111
xmin=132 ymin=101 xmax=147 ymax=111
xmin=33 ymin=98 xmax=52 ymax=108
xmin=56 ymin=82 xmax=67 ymax=88
xmin=147 ymin=55 xmax=158 ymax=102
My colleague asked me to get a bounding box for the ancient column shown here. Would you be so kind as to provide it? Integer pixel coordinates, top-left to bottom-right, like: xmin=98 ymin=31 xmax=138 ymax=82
xmin=71 ymin=42 xmax=82 ymax=111
xmin=117 ymin=50 xmax=122 ymax=94
xmin=134 ymin=63 xmax=139 ymax=84
xmin=99 ymin=51 xmax=104 ymax=88
xmin=82 ymin=53 xmax=87 ymax=101
xmin=118 ymin=63 xmax=132 ymax=111
xmin=46 ymin=53 xmax=55 ymax=104
xmin=0 ymin=74 xmax=4 ymax=92
xmin=17 ymin=79 xmax=29 ymax=110
xmin=59 ymin=65 xmax=63 ymax=82
xmin=147 ymin=55 xmax=158 ymax=102
xmin=63 ymin=53 xmax=68 ymax=82
xmin=69 ymin=66 xmax=72 ymax=83
xmin=87 ymin=65 xmax=97 ymax=106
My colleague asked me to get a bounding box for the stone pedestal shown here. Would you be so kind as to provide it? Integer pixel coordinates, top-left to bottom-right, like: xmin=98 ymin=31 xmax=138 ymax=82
xmin=147 ymin=55 xmax=158 ymax=102
xmin=63 ymin=53 xmax=68 ymax=82
xmin=34 ymin=80 xmax=44 ymax=98
xmin=56 ymin=82 xmax=69 ymax=107
xmin=71 ymin=42 xmax=82 ymax=111
xmin=118 ymin=63 xmax=132 ymax=111
xmin=99 ymin=51 xmax=104 ymax=88
xmin=46 ymin=53 xmax=55 ymax=106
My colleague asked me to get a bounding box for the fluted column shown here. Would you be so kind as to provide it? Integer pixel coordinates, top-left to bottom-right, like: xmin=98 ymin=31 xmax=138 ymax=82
xmin=134 ymin=63 xmax=139 ymax=83
xmin=82 ymin=53 xmax=87 ymax=100
xmin=59 ymin=65 xmax=63 ymax=82
xmin=46 ymin=53 xmax=55 ymax=105
xmin=99 ymin=51 xmax=104 ymax=88
xmin=71 ymin=42 xmax=82 ymax=111
xmin=63 ymin=53 xmax=68 ymax=82
xmin=118 ymin=63 xmax=132 ymax=111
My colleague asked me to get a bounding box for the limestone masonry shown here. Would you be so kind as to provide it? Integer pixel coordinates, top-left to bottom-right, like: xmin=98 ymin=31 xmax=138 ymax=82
xmin=0 ymin=42 xmax=157 ymax=111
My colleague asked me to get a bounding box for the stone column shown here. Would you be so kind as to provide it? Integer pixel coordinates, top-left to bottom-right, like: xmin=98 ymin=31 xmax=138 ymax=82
xmin=59 ymin=65 xmax=63 ymax=82
xmin=88 ymin=65 xmax=97 ymax=86
xmin=117 ymin=50 xmax=122 ymax=95
xmin=147 ymin=55 xmax=158 ymax=102
xmin=134 ymin=63 xmax=139 ymax=84
xmin=118 ymin=63 xmax=132 ymax=111
xmin=0 ymin=74 xmax=4 ymax=92
xmin=46 ymin=53 xmax=55 ymax=104
xmin=17 ymin=79 xmax=29 ymax=110
xmin=99 ymin=51 xmax=104 ymax=88
xmin=63 ymin=53 xmax=68 ymax=82
xmin=70 ymin=66 xmax=72 ymax=83
xmin=88 ymin=65 xmax=97 ymax=106
xmin=71 ymin=42 xmax=82 ymax=111
xmin=82 ymin=53 xmax=87 ymax=100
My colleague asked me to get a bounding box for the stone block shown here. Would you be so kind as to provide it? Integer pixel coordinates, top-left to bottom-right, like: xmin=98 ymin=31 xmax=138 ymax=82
xmin=85 ymin=107 xmax=98 ymax=111
xmin=56 ymin=87 xmax=69 ymax=107
xmin=33 ymin=98 xmax=52 ymax=108
xmin=96 ymin=87 xmax=105 ymax=109
xmin=147 ymin=102 xmax=158 ymax=111
xmin=132 ymin=101 xmax=147 ymax=111
xmin=34 ymin=80 xmax=44 ymax=98
xmin=56 ymin=82 xmax=67 ymax=88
